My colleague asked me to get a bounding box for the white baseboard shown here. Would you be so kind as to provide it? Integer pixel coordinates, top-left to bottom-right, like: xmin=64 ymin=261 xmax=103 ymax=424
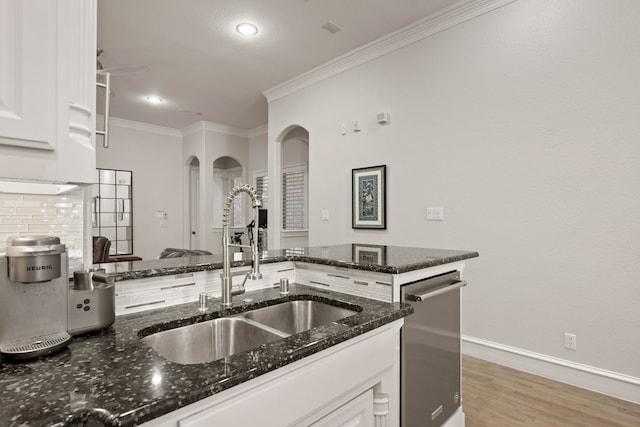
xmin=462 ymin=335 xmax=640 ymax=404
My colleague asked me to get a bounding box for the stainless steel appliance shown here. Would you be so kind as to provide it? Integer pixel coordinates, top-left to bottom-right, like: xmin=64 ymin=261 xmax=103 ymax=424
xmin=68 ymin=269 xmax=116 ymax=335
xmin=401 ymin=271 xmax=466 ymax=427
xmin=0 ymin=236 xmax=71 ymax=360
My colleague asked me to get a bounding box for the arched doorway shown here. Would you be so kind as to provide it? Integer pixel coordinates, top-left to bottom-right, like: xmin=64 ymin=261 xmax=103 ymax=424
xmin=187 ymin=156 xmax=200 ymax=249
xmin=279 ymin=126 xmax=309 ymax=249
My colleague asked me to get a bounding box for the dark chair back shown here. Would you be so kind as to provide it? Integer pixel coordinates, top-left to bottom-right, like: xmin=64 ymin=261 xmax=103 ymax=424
xmin=93 ymin=236 xmax=111 ymax=263
xmin=159 ymin=248 xmax=213 ymax=259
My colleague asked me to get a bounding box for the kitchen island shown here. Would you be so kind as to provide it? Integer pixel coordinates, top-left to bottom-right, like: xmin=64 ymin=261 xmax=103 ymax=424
xmin=0 ymin=285 xmax=410 ymax=426
xmin=0 ymin=244 xmax=477 ymax=426
xmin=101 ymin=244 xmax=478 ymax=316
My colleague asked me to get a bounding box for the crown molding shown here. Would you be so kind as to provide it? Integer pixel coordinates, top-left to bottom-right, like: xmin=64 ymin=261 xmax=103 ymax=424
xmin=263 ymin=0 xmax=516 ymax=103
xmin=180 ymin=121 xmax=207 ymax=137
xmin=96 ymin=116 xmax=267 ymax=140
xmin=181 ymin=121 xmax=268 ymax=138
xmin=180 ymin=121 xmax=252 ymax=138
xmin=97 ymin=115 xmax=182 ymax=137
xmin=248 ymin=124 xmax=268 ymax=138
xmin=201 ymin=121 xmax=248 ymax=138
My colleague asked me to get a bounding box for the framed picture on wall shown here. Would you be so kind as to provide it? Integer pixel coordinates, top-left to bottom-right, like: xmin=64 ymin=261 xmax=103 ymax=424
xmin=352 ymin=165 xmax=386 ymax=229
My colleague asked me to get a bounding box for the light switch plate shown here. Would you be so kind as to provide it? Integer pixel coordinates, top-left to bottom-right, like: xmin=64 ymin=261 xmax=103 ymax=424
xmin=426 ymin=207 xmax=444 ymax=220
xmin=321 ymin=210 xmax=330 ymax=221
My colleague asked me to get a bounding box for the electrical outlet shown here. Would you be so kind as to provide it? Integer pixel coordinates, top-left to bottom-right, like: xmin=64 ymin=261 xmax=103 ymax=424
xmin=564 ymin=333 xmax=577 ymax=350
xmin=426 ymin=207 xmax=444 ymax=221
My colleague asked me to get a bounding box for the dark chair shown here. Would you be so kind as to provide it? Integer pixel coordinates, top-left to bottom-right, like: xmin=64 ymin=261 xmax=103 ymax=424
xmin=158 ymin=248 xmax=213 ymax=259
xmin=93 ymin=236 xmax=111 ymax=264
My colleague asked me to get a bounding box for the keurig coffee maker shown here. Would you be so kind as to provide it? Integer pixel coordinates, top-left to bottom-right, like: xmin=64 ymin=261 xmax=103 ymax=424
xmin=0 ymin=236 xmax=71 ymax=360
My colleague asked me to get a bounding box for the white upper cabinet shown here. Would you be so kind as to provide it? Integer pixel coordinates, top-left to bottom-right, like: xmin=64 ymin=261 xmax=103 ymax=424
xmin=0 ymin=0 xmax=97 ymax=184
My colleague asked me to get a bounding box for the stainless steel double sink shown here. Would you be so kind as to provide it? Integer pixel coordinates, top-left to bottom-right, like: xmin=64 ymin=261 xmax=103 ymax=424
xmin=140 ymin=299 xmax=359 ymax=364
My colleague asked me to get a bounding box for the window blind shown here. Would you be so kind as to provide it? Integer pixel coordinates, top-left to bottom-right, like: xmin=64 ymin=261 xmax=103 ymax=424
xmin=282 ymin=169 xmax=305 ymax=230
xmin=255 ymin=175 xmax=268 ymax=207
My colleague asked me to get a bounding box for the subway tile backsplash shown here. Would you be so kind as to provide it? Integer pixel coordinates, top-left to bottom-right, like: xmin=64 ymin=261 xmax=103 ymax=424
xmin=0 ymin=190 xmax=84 ymax=271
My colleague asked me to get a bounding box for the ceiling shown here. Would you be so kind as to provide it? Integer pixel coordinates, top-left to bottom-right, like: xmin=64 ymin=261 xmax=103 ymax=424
xmin=97 ymin=0 xmax=461 ymax=131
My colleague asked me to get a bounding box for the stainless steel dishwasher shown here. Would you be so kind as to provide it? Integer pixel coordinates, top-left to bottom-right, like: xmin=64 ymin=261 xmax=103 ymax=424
xmin=401 ymin=270 xmax=466 ymax=427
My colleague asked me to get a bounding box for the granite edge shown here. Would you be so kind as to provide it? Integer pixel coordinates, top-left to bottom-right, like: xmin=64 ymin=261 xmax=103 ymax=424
xmin=112 ymin=251 xmax=480 ymax=282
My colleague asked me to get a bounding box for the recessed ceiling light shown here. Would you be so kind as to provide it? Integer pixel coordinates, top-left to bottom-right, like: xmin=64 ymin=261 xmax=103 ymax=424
xmin=236 ymin=23 xmax=258 ymax=36
xmin=145 ymin=96 xmax=163 ymax=104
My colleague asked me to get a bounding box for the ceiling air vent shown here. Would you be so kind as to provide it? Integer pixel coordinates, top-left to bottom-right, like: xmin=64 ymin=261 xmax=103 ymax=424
xmin=321 ymin=21 xmax=343 ymax=34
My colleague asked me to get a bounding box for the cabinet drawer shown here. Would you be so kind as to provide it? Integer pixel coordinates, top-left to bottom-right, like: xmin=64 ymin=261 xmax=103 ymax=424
xmin=309 ymin=389 xmax=374 ymax=427
xmin=116 ymin=271 xmax=211 ymax=295
xmin=294 ymin=263 xmax=392 ymax=302
xmin=114 ymin=263 xmax=297 ymax=315
xmin=115 ymin=271 xmax=216 ymax=315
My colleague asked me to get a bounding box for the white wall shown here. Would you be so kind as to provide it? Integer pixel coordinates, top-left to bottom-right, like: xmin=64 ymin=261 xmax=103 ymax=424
xmin=267 ymin=0 xmax=640 ymax=379
xmin=282 ymin=137 xmax=308 ymax=167
xmin=249 ymin=129 xmax=268 ymax=175
xmin=97 ymin=118 xmax=184 ymax=260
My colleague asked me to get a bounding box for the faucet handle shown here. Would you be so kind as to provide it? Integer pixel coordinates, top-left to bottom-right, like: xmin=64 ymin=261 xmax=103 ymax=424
xmin=279 ymin=278 xmax=290 ymax=295
xmin=199 ymin=292 xmax=213 ymax=312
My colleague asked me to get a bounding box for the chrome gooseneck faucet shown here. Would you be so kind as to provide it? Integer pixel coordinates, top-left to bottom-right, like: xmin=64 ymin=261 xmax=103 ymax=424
xmin=221 ymin=184 xmax=262 ymax=307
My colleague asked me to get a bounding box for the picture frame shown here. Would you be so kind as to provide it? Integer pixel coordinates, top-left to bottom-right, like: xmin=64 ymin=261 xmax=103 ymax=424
xmin=352 ymin=165 xmax=386 ymax=229
xmin=352 ymin=244 xmax=387 ymax=266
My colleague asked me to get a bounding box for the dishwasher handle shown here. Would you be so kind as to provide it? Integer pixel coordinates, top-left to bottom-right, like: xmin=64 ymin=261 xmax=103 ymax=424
xmin=405 ymin=280 xmax=467 ymax=302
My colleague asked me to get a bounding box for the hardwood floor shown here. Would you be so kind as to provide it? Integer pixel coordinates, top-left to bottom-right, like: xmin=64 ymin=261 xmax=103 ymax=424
xmin=462 ymin=355 xmax=640 ymax=427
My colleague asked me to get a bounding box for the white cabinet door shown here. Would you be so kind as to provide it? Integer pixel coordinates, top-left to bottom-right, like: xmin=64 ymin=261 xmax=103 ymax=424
xmin=0 ymin=0 xmax=96 ymax=184
xmin=0 ymin=0 xmax=56 ymax=150
xmin=310 ymin=389 xmax=375 ymax=427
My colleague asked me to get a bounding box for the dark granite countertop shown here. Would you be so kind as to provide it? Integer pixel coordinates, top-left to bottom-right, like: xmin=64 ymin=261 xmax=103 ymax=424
xmin=0 ymin=284 xmax=413 ymax=426
xmin=100 ymin=244 xmax=479 ymax=281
